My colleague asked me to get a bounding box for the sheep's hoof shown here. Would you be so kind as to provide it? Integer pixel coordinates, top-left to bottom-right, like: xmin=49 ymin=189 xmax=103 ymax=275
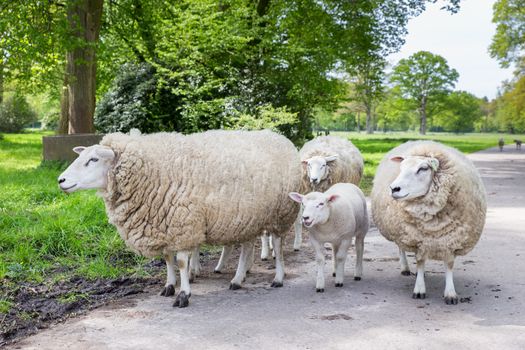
xmin=261 ymin=257 xmax=268 ymax=261
xmin=335 ymin=283 xmax=343 ymax=287
xmin=332 ymin=272 xmax=336 ymax=277
xmin=444 ymin=296 xmax=458 ymax=305
xmin=271 ymin=281 xmax=283 ymax=288
xmin=316 ymin=288 xmax=325 ymax=293
xmin=214 ymin=269 xmax=222 ymax=274
xmin=354 ymin=276 xmax=361 ymax=281
xmin=294 ymin=249 xmax=300 ymax=252
xmin=401 ymin=270 xmax=411 ymax=276
xmin=173 ymin=291 xmax=190 ymax=308
xmin=229 ymin=283 xmax=242 ymax=290
xmin=412 ymin=292 xmax=426 ymax=299
xmin=160 ymin=284 xmax=175 ymax=297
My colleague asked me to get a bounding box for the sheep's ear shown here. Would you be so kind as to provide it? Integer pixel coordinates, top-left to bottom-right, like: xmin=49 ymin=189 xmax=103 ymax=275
xmin=288 ymin=192 xmax=304 ymax=203
xmin=327 ymin=194 xmax=338 ymax=203
xmin=428 ymin=158 xmax=439 ymax=171
xmin=390 ymin=156 xmax=404 ymax=163
xmin=72 ymin=146 xmax=86 ymax=154
xmin=301 ymin=159 xmax=310 ymax=168
xmin=324 ymin=155 xmax=338 ymax=162
xmin=95 ymin=147 xmax=115 ymax=160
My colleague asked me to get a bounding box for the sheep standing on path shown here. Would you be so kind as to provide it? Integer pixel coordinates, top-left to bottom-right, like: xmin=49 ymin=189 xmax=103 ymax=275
xmin=499 ymin=138 xmax=504 ymax=151
xmin=289 ymin=183 xmax=368 ymax=291
xmin=58 ymin=130 xmax=301 ymax=308
xmin=514 ymin=139 xmax=522 ymax=150
xmin=371 ymin=141 xmax=486 ymax=305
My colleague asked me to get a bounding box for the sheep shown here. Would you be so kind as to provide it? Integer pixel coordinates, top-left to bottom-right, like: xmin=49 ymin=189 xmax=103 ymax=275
xmin=371 ymin=140 xmax=487 ymax=305
xmin=58 ymin=129 xmax=301 ymax=308
xmin=498 ymin=138 xmax=504 ymax=151
xmin=514 ymin=139 xmax=522 ymax=150
xmin=288 ymin=136 xmax=363 ymax=252
xmin=288 ymin=183 xmax=368 ymax=292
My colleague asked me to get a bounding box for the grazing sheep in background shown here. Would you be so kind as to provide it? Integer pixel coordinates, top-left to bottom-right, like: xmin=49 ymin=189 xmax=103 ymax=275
xmin=371 ymin=141 xmax=486 ymax=305
xmin=58 ymin=129 xmax=301 ymax=308
xmin=289 ymin=183 xmax=368 ymax=292
xmin=514 ymin=139 xmax=522 ymax=150
xmin=499 ymin=138 xmax=504 ymax=151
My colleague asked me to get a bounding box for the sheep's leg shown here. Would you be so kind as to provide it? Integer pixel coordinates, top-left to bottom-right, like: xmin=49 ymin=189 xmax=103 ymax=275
xmin=293 ymin=208 xmax=303 ymax=251
xmin=230 ymin=240 xmax=255 ymax=290
xmin=399 ymin=248 xmax=411 ymax=276
xmin=354 ymin=234 xmax=364 ymax=281
xmin=260 ymin=233 xmax=270 ymax=261
xmin=160 ymin=253 xmax=176 ymax=297
xmin=271 ymin=234 xmax=285 ymax=288
xmin=334 ymin=239 xmax=352 ymax=287
xmin=174 ymin=251 xmax=191 ymax=308
xmin=331 ymin=242 xmax=339 ymax=277
xmin=310 ymin=238 xmax=326 ymax=292
xmin=189 ymin=246 xmax=201 ymax=283
xmin=444 ymin=259 xmax=458 ymax=305
xmin=214 ymin=245 xmax=234 ymax=273
xmin=412 ymin=259 xmax=426 ymax=299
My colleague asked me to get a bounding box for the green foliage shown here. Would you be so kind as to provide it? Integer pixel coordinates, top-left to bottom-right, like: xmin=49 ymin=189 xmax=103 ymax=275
xmin=494 ymin=75 xmax=525 ymax=133
xmin=227 ymin=105 xmax=299 ymax=132
xmin=0 ymin=92 xmax=37 ymax=133
xmin=490 ymin=0 xmax=525 ymax=67
xmin=434 ymin=91 xmax=483 ymax=132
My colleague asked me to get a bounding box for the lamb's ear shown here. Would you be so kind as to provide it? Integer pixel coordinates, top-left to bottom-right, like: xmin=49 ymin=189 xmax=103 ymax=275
xmin=327 ymin=194 xmax=339 ymax=203
xmin=72 ymin=146 xmax=86 ymax=155
xmin=95 ymin=147 xmax=115 ymax=160
xmin=324 ymin=155 xmax=338 ymax=162
xmin=288 ymin=192 xmax=304 ymax=203
xmin=390 ymin=156 xmax=404 ymax=163
xmin=428 ymin=158 xmax=439 ymax=171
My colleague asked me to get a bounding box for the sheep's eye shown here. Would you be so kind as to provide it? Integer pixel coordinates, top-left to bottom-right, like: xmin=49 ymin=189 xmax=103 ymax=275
xmin=85 ymin=158 xmax=99 ymax=166
xmin=322 ymin=164 xmax=326 ymax=168
xmin=318 ymin=203 xmax=324 ymax=206
xmin=417 ymin=167 xmax=429 ymax=174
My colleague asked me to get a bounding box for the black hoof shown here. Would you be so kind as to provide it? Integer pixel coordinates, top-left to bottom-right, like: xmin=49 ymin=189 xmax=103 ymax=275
xmin=354 ymin=276 xmax=361 ymax=281
xmin=261 ymin=257 xmax=268 ymax=261
xmin=401 ymin=270 xmax=411 ymax=276
xmin=271 ymin=281 xmax=283 ymax=288
xmin=160 ymin=284 xmax=175 ymax=297
xmin=332 ymin=272 xmax=336 ymax=277
xmin=412 ymin=292 xmax=426 ymax=299
xmin=445 ymin=296 xmax=458 ymax=305
xmin=294 ymin=249 xmax=300 ymax=252
xmin=173 ymin=291 xmax=190 ymax=308
xmin=335 ymin=283 xmax=343 ymax=287
xmin=229 ymin=283 xmax=242 ymax=290
xmin=214 ymin=269 xmax=222 ymax=274
xmin=316 ymin=288 xmax=325 ymax=293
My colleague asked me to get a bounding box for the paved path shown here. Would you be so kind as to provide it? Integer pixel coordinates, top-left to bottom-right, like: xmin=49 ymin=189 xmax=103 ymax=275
xmin=10 ymin=145 xmax=525 ymax=350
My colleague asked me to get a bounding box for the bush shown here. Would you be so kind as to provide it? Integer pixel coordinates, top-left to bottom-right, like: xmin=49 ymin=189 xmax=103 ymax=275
xmin=0 ymin=93 xmax=37 ymax=133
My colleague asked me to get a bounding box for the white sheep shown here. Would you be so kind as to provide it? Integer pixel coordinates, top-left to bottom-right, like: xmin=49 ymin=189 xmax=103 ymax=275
xmin=371 ymin=141 xmax=487 ymax=305
xmin=58 ymin=129 xmax=301 ymax=308
xmin=284 ymin=136 xmax=363 ymax=254
xmin=289 ymin=183 xmax=368 ymax=291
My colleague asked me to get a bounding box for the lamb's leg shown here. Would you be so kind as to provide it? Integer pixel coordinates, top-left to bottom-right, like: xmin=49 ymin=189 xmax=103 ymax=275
xmin=354 ymin=234 xmax=364 ymax=281
xmin=444 ymin=259 xmax=458 ymax=305
xmin=260 ymin=233 xmax=270 ymax=261
xmin=160 ymin=253 xmax=176 ymax=297
xmin=189 ymin=246 xmax=201 ymax=283
xmin=310 ymin=238 xmax=326 ymax=292
xmin=399 ymin=248 xmax=411 ymax=276
xmin=334 ymin=239 xmax=352 ymax=287
xmin=214 ymin=245 xmax=234 ymax=273
xmin=174 ymin=251 xmax=191 ymax=308
xmin=230 ymin=240 xmax=255 ymax=290
xmin=293 ymin=208 xmax=303 ymax=251
xmin=271 ymin=234 xmax=285 ymax=288
xmin=412 ymin=259 xmax=426 ymax=299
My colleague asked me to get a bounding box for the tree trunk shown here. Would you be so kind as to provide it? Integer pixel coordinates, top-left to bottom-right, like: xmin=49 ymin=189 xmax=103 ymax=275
xmin=58 ymin=74 xmax=69 ymax=134
xmin=365 ymin=105 xmax=374 ymax=134
xmin=356 ymin=112 xmax=360 ymax=132
xmin=65 ymin=0 xmax=104 ymax=134
xmin=419 ymin=96 xmax=427 ymax=135
xmin=0 ymin=61 xmax=3 ymax=105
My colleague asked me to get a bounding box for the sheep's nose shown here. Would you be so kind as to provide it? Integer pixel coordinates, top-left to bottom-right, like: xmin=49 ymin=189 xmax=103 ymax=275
xmin=311 ymin=178 xmax=318 ymax=183
xmin=391 ymin=186 xmax=401 ymax=194
xmin=302 ymin=216 xmax=310 ymax=221
xmin=58 ymin=178 xmax=66 ymax=184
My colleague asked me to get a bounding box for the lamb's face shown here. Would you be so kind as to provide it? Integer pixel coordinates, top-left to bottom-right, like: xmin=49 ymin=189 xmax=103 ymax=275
xmin=389 ymin=156 xmax=439 ymax=201
xmin=288 ymin=191 xmax=338 ymax=228
xmin=302 ymin=155 xmax=337 ymax=185
xmin=58 ymin=145 xmax=115 ymax=193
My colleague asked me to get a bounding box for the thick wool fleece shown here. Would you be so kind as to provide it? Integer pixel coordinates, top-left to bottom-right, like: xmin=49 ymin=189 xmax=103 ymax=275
xmin=300 ymin=136 xmax=364 ymax=192
xmin=371 ymin=141 xmax=487 ymax=261
xmin=99 ymin=129 xmax=301 ymax=257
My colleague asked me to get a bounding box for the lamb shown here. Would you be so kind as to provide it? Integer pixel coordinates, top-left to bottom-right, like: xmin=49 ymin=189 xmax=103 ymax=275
xmin=289 ymin=183 xmax=368 ymax=291
xmin=514 ymin=139 xmax=522 ymax=150
xmin=281 ymin=136 xmax=364 ymax=255
xmin=498 ymin=138 xmax=504 ymax=151
xmin=371 ymin=140 xmax=487 ymax=305
xmin=58 ymin=129 xmax=301 ymax=308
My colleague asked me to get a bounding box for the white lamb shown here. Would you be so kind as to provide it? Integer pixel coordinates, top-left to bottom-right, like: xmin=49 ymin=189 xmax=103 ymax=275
xmin=371 ymin=141 xmax=487 ymax=304
xmin=58 ymin=129 xmax=301 ymax=308
xmin=289 ymin=183 xmax=369 ymax=291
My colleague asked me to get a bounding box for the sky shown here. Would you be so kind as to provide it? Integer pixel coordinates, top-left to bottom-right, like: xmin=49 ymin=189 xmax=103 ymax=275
xmin=388 ymin=0 xmax=513 ymax=100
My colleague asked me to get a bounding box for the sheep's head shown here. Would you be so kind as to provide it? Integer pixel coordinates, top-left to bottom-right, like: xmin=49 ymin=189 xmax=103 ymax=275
xmin=389 ymin=155 xmax=439 ymax=201
xmin=302 ymin=155 xmax=337 ymax=185
xmin=288 ymin=191 xmax=338 ymax=228
xmin=58 ymin=145 xmax=115 ymax=193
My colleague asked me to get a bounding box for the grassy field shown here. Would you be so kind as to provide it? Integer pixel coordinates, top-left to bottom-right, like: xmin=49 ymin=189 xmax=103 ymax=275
xmin=0 ymin=130 xmax=515 ymax=318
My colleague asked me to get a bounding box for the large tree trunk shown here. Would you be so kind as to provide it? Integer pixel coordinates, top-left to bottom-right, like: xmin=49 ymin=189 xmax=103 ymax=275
xmin=65 ymin=0 xmax=104 ymax=134
xmin=58 ymin=74 xmax=69 ymax=134
xmin=419 ymin=95 xmax=427 ymax=135
xmin=365 ymin=104 xmax=374 ymax=134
